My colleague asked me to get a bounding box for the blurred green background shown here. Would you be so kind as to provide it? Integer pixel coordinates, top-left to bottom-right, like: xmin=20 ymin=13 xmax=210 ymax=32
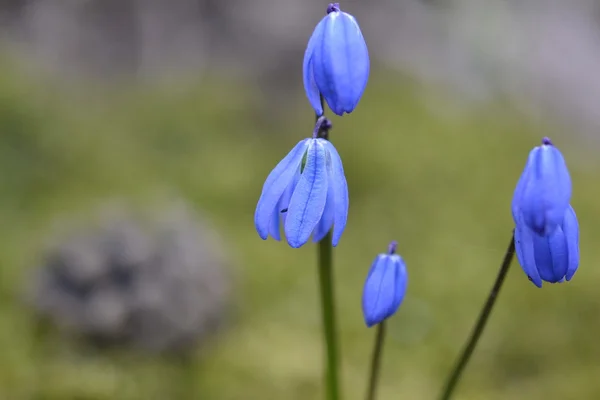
xmin=0 ymin=57 xmax=599 ymax=400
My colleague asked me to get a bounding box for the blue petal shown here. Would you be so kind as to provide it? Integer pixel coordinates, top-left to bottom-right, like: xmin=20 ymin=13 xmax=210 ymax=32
xmin=323 ymin=141 xmax=349 ymax=246
xmin=285 ymin=140 xmax=328 ymax=248
xmin=563 ymin=205 xmax=580 ymax=281
xmin=313 ymin=11 xmax=369 ymax=116
xmin=511 ymin=159 xmax=531 ymax=224
xmin=303 ymin=17 xmax=326 ymax=116
xmin=549 ymin=227 xmax=569 ymax=281
xmin=362 ymin=255 xmax=391 ymax=327
xmin=533 ymin=226 xmax=568 ymax=283
xmin=254 ymin=140 xmax=309 ymax=240
xmin=267 ymin=204 xmax=281 ymax=241
xmin=312 ymin=183 xmax=335 ymax=243
xmin=519 ymin=144 xmax=571 ymax=235
xmin=392 ymin=255 xmax=408 ymax=313
xmin=514 ymin=221 xmax=542 ymax=288
xmin=281 ymin=169 xmax=302 ymax=206
xmin=362 ymin=254 xmax=405 ymax=327
xmin=268 ymin=169 xmax=301 ymax=241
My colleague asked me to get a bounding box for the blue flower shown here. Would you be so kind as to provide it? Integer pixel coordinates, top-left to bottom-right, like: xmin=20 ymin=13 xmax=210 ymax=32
xmin=362 ymin=241 xmax=408 ymax=327
xmin=514 ymin=205 xmax=579 ymax=288
xmin=512 ymin=137 xmax=571 ymax=235
xmin=254 ymin=119 xmax=349 ymax=248
xmin=303 ymin=3 xmax=369 ymax=116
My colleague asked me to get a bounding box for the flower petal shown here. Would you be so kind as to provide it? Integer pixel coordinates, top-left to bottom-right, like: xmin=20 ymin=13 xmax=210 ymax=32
xmin=254 ymin=140 xmax=309 ymax=239
xmin=362 ymin=255 xmax=390 ymax=327
xmin=519 ymin=143 xmax=571 ymax=235
xmin=303 ymin=17 xmax=326 ymax=116
xmin=514 ymin=221 xmax=542 ymax=288
xmin=268 ymin=169 xmax=301 ymax=241
xmin=533 ymin=226 xmax=568 ymax=283
xmin=563 ymin=205 xmax=580 ymax=281
xmin=392 ymin=255 xmax=408 ymax=313
xmin=285 ymin=140 xmax=328 ymax=248
xmin=312 ymin=184 xmax=335 ymax=242
xmin=511 ymin=157 xmax=531 ymax=224
xmin=361 ymin=254 xmax=406 ymax=327
xmin=313 ymin=11 xmax=369 ymax=115
xmin=323 ymin=141 xmax=349 ymax=246
xmin=267 ymin=204 xmax=281 ymax=241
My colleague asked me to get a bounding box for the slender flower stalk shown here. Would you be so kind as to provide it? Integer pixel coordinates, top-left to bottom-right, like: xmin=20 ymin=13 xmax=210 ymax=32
xmin=318 ymin=230 xmax=340 ymax=400
xmin=315 ymin=100 xmax=341 ymax=400
xmin=439 ymin=232 xmax=516 ymax=400
xmin=362 ymin=241 xmax=407 ymax=400
xmin=365 ymin=321 xmax=386 ymax=400
xmin=302 ymin=4 xmax=369 ymax=399
xmin=441 ymin=138 xmax=579 ymax=399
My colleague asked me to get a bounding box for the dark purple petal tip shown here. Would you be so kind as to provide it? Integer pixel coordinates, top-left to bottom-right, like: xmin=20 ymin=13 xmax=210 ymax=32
xmin=388 ymin=240 xmax=398 ymax=255
xmin=542 ymin=137 xmax=553 ymax=146
xmin=327 ymin=3 xmax=340 ymax=14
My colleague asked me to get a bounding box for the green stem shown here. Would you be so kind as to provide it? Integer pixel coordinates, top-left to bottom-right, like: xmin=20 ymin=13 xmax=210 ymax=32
xmin=439 ymin=231 xmax=516 ymax=400
xmin=365 ymin=321 xmax=386 ymax=400
xmin=315 ymin=97 xmax=340 ymax=400
xmin=318 ymin=230 xmax=341 ymax=400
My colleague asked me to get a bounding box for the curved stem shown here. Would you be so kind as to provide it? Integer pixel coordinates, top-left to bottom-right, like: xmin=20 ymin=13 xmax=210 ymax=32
xmin=439 ymin=231 xmax=516 ymax=400
xmin=318 ymin=231 xmax=340 ymax=400
xmin=365 ymin=321 xmax=386 ymax=400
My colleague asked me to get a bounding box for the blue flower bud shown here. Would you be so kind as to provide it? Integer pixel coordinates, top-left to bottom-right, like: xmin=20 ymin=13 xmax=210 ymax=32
xmin=254 ymin=118 xmax=349 ymax=248
xmin=303 ymin=3 xmax=370 ymax=116
xmin=362 ymin=241 xmax=408 ymax=327
xmin=512 ymin=137 xmax=571 ymax=235
xmin=514 ymin=205 xmax=579 ymax=288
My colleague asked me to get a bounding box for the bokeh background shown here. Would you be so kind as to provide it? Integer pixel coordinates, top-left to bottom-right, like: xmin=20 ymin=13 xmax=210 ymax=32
xmin=1 ymin=0 xmax=600 ymax=399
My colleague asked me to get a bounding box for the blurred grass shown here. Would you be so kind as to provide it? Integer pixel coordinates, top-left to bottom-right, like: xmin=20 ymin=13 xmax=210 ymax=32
xmin=0 ymin=60 xmax=599 ymax=400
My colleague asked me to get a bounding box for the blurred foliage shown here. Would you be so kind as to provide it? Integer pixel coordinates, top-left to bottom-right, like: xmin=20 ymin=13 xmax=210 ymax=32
xmin=0 ymin=59 xmax=599 ymax=400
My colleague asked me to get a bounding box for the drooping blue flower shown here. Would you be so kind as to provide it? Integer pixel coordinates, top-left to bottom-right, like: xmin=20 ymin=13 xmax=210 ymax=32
xmin=512 ymin=137 xmax=571 ymax=235
xmin=254 ymin=118 xmax=349 ymax=248
xmin=514 ymin=204 xmax=579 ymax=288
xmin=303 ymin=3 xmax=370 ymax=116
xmin=362 ymin=241 xmax=408 ymax=327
